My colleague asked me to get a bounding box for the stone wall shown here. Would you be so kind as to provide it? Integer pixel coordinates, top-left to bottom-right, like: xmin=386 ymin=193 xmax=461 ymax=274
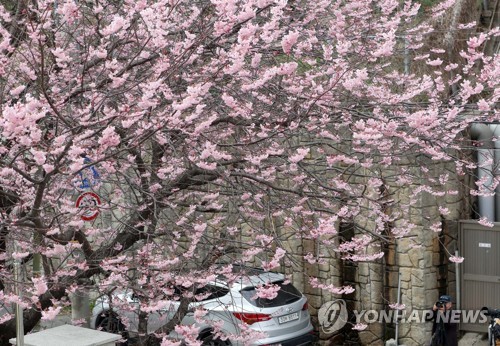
xmin=289 ymin=156 xmax=471 ymax=345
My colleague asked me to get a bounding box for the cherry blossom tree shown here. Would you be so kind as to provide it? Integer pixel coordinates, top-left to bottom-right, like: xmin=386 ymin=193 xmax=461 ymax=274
xmin=0 ymin=0 xmax=498 ymax=345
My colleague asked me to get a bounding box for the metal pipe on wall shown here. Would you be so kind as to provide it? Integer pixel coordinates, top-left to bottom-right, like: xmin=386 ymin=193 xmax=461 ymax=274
xmin=470 ymin=124 xmax=495 ymax=221
xmin=14 ymin=242 xmax=24 ymax=346
xmin=455 ymin=250 xmax=461 ymax=311
xmin=395 ymin=271 xmax=401 ymax=346
xmin=489 ymin=124 xmax=500 ymax=221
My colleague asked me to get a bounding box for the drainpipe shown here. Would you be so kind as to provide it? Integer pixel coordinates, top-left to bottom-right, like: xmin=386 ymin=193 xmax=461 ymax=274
xmin=395 ymin=272 xmax=401 ymax=346
xmin=470 ymin=124 xmax=495 ymax=221
xmin=14 ymin=241 xmax=24 ymax=346
xmin=455 ymin=250 xmax=461 ymax=311
xmin=489 ymin=124 xmax=500 ymax=221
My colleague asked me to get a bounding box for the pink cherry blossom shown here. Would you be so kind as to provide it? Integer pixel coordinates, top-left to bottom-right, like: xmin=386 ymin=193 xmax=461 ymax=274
xmin=281 ymin=31 xmax=299 ymax=54
xmin=10 ymin=85 xmax=25 ymax=96
xmin=41 ymin=306 xmax=62 ymax=321
xmin=31 ymin=277 xmax=48 ymax=296
xmin=352 ymin=323 xmax=368 ymax=331
xmin=252 ymin=283 xmax=281 ymax=300
xmin=449 ymin=256 xmax=464 ymax=263
xmin=389 ymin=303 xmax=406 ymax=310
xmin=98 ymin=126 xmax=121 ymax=148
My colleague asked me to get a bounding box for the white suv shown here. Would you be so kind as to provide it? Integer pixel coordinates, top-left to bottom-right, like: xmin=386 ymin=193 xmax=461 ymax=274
xmin=90 ymin=270 xmax=315 ymax=345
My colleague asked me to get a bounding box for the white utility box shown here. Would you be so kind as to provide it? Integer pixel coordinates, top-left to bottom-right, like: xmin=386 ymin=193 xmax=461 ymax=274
xmin=9 ymin=324 xmax=121 ymax=346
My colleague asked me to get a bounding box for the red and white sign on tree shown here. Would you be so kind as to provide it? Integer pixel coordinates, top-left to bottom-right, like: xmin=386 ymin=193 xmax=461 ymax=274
xmin=75 ymin=192 xmax=101 ymax=221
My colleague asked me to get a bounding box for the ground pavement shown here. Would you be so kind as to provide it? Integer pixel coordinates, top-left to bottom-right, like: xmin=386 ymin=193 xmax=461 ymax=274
xmin=36 ymin=316 xmax=491 ymax=345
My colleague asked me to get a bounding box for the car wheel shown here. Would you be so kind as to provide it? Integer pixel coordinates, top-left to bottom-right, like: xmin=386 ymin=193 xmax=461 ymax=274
xmin=199 ymin=331 xmax=230 ymax=346
xmin=97 ymin=313 xmax=128 ymax=344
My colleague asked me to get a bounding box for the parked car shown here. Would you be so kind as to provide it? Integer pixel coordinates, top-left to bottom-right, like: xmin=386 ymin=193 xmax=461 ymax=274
xmin=90 ymin=269 xmax=314 ymax=346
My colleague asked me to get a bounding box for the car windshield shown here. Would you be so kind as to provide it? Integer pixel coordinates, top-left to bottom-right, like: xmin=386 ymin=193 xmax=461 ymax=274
xmin=240 ymin=281 xmax=302 ymax=308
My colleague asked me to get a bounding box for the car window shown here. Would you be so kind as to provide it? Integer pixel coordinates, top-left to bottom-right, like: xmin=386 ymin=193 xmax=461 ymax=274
xmin=240 ymin=281 xmax=302 ymax=307
xmin=195 ymin=285 xmax=230 ymax=301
